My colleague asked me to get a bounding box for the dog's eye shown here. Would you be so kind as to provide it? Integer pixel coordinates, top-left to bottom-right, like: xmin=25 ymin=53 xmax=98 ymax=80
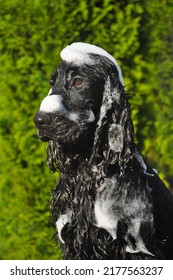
xmin=73 ymin=78 xmax=83 ymax=87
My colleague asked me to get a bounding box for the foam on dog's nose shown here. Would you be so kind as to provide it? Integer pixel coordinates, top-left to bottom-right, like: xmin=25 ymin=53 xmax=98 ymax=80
xmin=39 ymin=95 xmax=67 ymax=114
xmin=60 ymin=42 xmax=124 ymax=86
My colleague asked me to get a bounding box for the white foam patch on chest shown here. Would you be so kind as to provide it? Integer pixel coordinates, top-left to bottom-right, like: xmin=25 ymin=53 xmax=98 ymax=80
xmin=94 ymin=177 xmax=155 ymax=256
xmin=60 ymin=42 xmax=124 ymax=86
xmin=94 ymin=198 xmax=118 ymax=240
xmin=56 ymin=210 xmax=72 ymax=244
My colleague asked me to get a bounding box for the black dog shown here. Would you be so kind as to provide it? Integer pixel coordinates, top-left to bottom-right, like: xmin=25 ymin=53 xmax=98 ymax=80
xmin=34 ymin=42 xmax=173 ymax=259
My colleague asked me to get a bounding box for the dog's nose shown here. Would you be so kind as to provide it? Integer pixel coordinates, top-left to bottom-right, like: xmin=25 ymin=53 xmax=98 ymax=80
xmin=34 ymin=112 xmax=51 ymax=126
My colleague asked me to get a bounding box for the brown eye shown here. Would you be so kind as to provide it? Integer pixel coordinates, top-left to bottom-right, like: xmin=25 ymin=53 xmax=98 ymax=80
xmin=73 ymin=78 xmax=83 ymax=87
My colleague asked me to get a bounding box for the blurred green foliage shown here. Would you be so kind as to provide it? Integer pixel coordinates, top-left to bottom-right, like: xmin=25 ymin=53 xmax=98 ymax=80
xmin=0 ymin=0 xmax=172 ymax=259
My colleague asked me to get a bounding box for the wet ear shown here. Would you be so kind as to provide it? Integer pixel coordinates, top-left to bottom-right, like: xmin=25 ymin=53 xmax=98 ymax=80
xmin=91 ymin=77 xmax=124 ymax=164
xmin=108 ymin=124 xmax=124 ymax=153
xmin=105 ymin=76 xmax=125 ymax=154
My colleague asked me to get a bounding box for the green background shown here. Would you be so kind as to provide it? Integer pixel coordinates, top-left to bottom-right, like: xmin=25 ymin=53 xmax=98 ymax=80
xmin=0 ymin=0 xmax=173 ymax=259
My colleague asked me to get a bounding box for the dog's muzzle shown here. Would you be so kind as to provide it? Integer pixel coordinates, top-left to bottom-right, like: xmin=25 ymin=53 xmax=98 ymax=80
xmin=34 ymin=94 xmax=96 ymax=141
xmin=33 ymin=111 xmax=51 ymax=142
xmin=34 ymin=94 xmax=67 ymax=141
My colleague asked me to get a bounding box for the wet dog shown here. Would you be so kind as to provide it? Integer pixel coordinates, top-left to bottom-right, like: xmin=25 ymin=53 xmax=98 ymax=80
xmin=34 ymin=43 xmax=173 ymax=259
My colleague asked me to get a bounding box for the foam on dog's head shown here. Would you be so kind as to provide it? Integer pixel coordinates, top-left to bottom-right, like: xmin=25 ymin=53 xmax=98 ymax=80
xmin=60 ymin=42 xmax=124 ymax=86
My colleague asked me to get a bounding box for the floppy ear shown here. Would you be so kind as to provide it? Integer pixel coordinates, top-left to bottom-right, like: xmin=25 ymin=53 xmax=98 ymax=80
xmin=108 ymin=123 xmax=124 ymax=153
xmin=91 ymin=76 xmax=134 ymax=174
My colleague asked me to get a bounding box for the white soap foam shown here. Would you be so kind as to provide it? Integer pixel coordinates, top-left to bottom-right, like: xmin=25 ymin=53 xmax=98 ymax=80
xmin=39 ymin=95 xmax=67 ymax=114
xmin=60 ymin=42 xmax=124 ymax=85
xmin=56 ymin=211 xmax=72 ymax=244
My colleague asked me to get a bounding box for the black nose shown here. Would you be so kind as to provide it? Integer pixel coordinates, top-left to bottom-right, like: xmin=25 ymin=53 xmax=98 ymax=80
xmin=34 ymin=112 xmax=51 ymax=127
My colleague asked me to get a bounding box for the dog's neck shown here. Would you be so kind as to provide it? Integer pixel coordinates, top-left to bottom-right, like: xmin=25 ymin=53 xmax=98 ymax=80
xmin=46 ymin=140 xmax=91 ymax=173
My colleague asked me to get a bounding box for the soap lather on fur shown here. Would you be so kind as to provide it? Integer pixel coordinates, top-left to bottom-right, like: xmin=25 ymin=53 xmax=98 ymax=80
xmin=34 ymin=42 xmax=173 ymax=260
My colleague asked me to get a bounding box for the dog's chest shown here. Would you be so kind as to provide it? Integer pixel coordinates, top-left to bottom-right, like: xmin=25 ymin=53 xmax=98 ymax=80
xmin=55 ymin=170 xmax=154 ymax=257
xmin=94 ymin=175 xmax=154 ymax=256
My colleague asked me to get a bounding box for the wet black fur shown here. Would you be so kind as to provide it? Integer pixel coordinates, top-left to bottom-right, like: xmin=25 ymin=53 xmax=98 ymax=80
xmin=34 ymin=54 xmax=173 ymax=259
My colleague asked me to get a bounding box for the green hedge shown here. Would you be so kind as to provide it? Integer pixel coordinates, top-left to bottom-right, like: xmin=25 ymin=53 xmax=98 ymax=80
xmin=0 ymin=0 xmax=172 ymax=259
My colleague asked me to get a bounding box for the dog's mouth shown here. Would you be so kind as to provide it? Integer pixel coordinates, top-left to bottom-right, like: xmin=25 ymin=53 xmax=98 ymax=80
xmin=34 ymin=107 xmax=96 ymax=143
xmin=34 ymin=113 xmax=91 ymax=145
xmin=36 ymin=129 xmax=51 ymax=142
xmin=33 ymin=112 xmax=51 ymax=142
xmin=34 ymin=119 xmax=74 ymax=143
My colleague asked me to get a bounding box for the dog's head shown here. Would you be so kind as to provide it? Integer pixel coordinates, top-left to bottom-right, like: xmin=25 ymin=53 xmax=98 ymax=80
xmin=34 ymin=43 xmax=129 ymax=168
